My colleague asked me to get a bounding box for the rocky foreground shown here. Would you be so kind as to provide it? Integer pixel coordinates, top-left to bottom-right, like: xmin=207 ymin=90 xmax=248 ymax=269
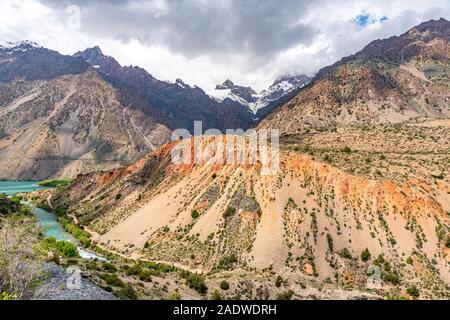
xmin=35 ymin=263 xmax=117 ymax=300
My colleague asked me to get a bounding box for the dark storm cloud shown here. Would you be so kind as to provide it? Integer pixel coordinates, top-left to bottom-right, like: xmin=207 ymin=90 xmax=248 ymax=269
xmin=38 ymin=0 xmax=317 ymax=61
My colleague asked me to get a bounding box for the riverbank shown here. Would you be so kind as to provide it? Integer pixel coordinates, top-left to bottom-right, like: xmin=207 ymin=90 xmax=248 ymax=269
xmin=1 ymin=180 xmax=116 ymax=300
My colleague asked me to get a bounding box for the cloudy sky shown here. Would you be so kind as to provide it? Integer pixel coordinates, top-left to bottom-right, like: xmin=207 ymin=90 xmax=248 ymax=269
xmin=0 ymin=0 xmax=449 ymax=91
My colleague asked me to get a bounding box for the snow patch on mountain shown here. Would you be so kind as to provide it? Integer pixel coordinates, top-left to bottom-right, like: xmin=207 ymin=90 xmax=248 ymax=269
xmin=0 ymin=40 xmax=42 ymax=53
xmin=206 ymin=88 xmax=257 ymax=106
xmin=208 ymin=75 xmax=313 ymax=114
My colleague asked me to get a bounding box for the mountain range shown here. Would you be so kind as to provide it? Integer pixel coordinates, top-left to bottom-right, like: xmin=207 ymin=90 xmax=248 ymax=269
xmin=7 ymin=18 xmax=450 ymax=299
xmin=259 ymin=18 xmax=450 ymax=132
xmin=0 ymin=18 xmax=449 ymax=181
xmin=0 ymin=41 xmax=308 ymax=179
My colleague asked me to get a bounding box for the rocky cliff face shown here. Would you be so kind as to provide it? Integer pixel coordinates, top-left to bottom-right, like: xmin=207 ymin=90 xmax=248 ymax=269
xmin=0 ymin=41 xmax=89 ymax=82
xmin=0 ymin=42 xmax=310 ymax=179
xmin=74 ymin=47 xmax=256 ymax=132
xmin=259 ymin=19 xmax=450 ymax=132
xmin=0 ymin=64 xmax=170 ymax=179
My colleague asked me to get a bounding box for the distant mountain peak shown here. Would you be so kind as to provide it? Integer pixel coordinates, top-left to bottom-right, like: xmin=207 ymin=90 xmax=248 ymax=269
xmin=0 ymin=40 xmax=42 ymax=51
xmin=175 ymin=78 xmax=190 ymax=88
xmin=74 ymin=46 xmax=122 ymax=75
xmin=208 ymin=74 xmax=312 ymax=114
xmin=216 ymin=79 xmax=235 ymax=90
xmin=271 ymin=74 xmax=313 ymax=88
xmin=74 ymin=46 xmax=110 ymax=62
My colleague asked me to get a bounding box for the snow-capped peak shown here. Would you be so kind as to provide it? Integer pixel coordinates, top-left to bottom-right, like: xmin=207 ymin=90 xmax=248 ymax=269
xmin=0 ymin=40 xmax=42 ymax=51
xmin=207 ymin=75 xmax=313 ymax=114
xmin=250 ymin=75 xmax=313 ymax=113
xmin=208 ymin=80 xmax=259 ymax=107
xmin=175 ymin=78 xmax=190 ymax=89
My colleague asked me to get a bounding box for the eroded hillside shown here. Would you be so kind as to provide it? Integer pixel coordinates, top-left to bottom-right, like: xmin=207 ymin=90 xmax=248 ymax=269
xmin=0 ymin=71 xmax=170 ymax=179
xmin=47 ymin=131 xmax=450 ymax=298
xmin=258 ymin=19 xmax=450 ymax=132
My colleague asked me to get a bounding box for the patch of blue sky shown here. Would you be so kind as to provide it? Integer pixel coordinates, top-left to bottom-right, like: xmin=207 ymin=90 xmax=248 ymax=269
xmin=352 ymin=13 xmax=388 ymax=28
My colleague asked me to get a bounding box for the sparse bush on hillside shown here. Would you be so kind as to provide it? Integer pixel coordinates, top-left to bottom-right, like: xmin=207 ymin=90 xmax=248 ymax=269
xmin=217 ymin=254 xmax=238 ymax=270
xmin=446 ymin=237 xmax=450 ymax=248
xmin=341 ymin=146 xmax=352 ymax=153
xmin=275 ymin=275 xmax=283 ymax=288
xmin=383 ymin=271 xmax=400 ymax=285
xmin=118 ymin=283 xmax=138 ymax=300
xmin=168 ymin=291 xmax=181 ymax=300
xmin=210 ymin=290 xmax=223 ymax=300
xmin=406 ymin=286 xmax=420 ymax=298
xmin=220 ymin=280 xmax=230 ymax=290
xmin=339 ymin=248 xmax=352 ymax=259
xmin=138 ymin=270 xmax=153 ymax=282
xmin=0 ymin=217 xmax=44 ymax=299
xmin=185 ymin=273 xmax=208 ymax=294
xmin=223 ymin=206 xmax=236 ymax=219
xmin=43 ymin=237 xmax=79 ymax=258
xmin=276 ymin=290 xmax=294 ymax=300
xmin=361 ymin=248 xmax=371 ymax=262
xmin=37 ymin=179 xmax=72 ymax=188
xmin=191 ymin=210 xmax=200 ymax=219
xmin=102 ymin=262 xmax=117 ymax=273
xmin=100 ymin=273 xmax=124 ymax=287
xmin=125 ymin=264 xmax=142 ymax=276
xmin=326 ymin=233 xmax=334 ymax=252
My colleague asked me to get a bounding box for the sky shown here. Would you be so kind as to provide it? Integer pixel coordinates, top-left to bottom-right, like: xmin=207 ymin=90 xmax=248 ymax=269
xmin=0 ymin=0 xmax=449 ymax=91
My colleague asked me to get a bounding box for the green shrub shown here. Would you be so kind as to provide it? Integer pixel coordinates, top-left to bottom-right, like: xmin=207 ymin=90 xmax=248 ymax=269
xmin=10 ymin=195 xmax=21 ymax=205
xmin=125 ymin=264 xmax=142 ymax=276
xmin=37 ymin=179 xmax=72 ymax=187
xmin=220 ymin=280 xmax=230 ymax=290
xmin=406 ymin=286 xmax=420 ymax=298
xmin=186 ymin=274 xmax=208 ymax=294
xmin=100 ymin=273 xmax=124 ymax=287
xmin=191 ymin=210 xmax=200 ymax=219
xmin=275 ymin=275 xmax=283 ymax=288
xmin=323 ymin=154 xmax=332 ymax=162
xmin=217 ymin=254 xmax=238 ymax=270
xmin=445 ymin=237 xmax=450 ymax=248
xmin=383 ymin=271 xmax=400 ymax=285
xmin=339 ymin=248 xmax=352 ymax=259
xmin=341 ymin=146 xmax=352 ymax=153
xmin=0 ymin=292 xmax=16 ymax=300
xmin=361 ymin=248 xmax=371 ymax=262
xmin=118 ymin=283 xmax=138 ymax=300
xmin=168 ymin=292 xmax=181 ymax=300
xmin=138 ymin=270 xmax=153 ymax=282
xmin=210 ymin=290 xmax=223 ymax=300
xmin=406 ymin=256 xmax=413 ymax=265
xmin=326 ymin=233 xmax=334 ymax=252
xmin=223 ymin=206 xmax=236 ymax=219
xmin=86 ymin=260 xmax=100 ymax=271
xmin=276 ymin=290 xmax=294 ymax=300
xmin=58 ymin=217 xmax=91 ymax=247
xmin=47 ymin=239 xmax=78 ymax=258
xmin=102 ymin=262 xmax=117 ymax=273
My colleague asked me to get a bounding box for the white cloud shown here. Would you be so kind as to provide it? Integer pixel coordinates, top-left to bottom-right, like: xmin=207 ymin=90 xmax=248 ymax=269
xmin=0 ymin=0 xmax=449 ymax=91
